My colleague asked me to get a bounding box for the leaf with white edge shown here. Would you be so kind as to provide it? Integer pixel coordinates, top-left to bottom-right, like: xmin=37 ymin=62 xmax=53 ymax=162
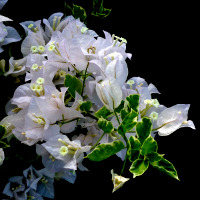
xmin=147 ymin=152 xmax=164 ymax=163
xmin=125 ymin=94 xmax=140 ymax=113
xmin=151 ymin=157 xmax=179 ymax=181
xmin=114 ymin=100 xmax=124 ymax=113
xmin=120 ymin=108 xmax=128 ymax=121
xmin=141 ymin=136 xmax=158 ymax=156
xmin=95 ymin=105 xmax=112 ymax=119
xmin=127 ymin=136 xmax=141 ymax=162
xmin=80 ymin=101 xmax=92 ymax=112
xmin=64 ymin=74 xmax=83 ymax=98
xmin=72 ymin=4 xmax=87 ymax=22
xmin=98 ymin=117 xmax=114 ymax=133
xmin=118 ymin=109 xmax=138 ymax=136
xmin=86 ymin=140 xmax=125 ymax=161
xmin=129 ymin=158 xmax=149 ymax=178
xmin=136 ymin=117 xmax=152 ymax=144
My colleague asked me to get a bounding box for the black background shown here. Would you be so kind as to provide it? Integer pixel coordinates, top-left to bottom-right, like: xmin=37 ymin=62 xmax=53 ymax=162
xmin=0 ymin=0 xmax=199 ymax=199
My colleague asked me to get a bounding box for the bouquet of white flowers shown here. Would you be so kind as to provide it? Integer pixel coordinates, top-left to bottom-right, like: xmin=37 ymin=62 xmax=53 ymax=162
xmin=0 ymin=0 xmax=196 ymax=199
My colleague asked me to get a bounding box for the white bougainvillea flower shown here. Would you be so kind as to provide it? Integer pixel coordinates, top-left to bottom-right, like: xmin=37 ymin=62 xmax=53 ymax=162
xmin=4 ymin=56 xmax=27 ymax=77
xmin=42 ymin=134 xmax=91 ymax=170
xmin=0 ymin=148 xmax=5 ymax=165
xmin=43 ymin=12 xmax=66 ymax=39
xmin=102 ymin=52 xmax=128 ymax=87
xmin=96 ymin=77 xmax=122 ymax=111
xmin=157 ymin=104 xmax=195 ymax=136
xmin=0 ymin=22 xmax=21 ymax=53
xmin=111 ymin=169 xmax=129 ymax=193
xmin=23 ymin=97 xmax=61 ymax=141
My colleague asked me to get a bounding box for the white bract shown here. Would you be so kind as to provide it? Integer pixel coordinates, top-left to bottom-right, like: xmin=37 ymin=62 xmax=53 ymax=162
xmin=157 ymin=104 xmax=195 ymax=136
xmin=96 ymin=78 xmax=122 ymax=111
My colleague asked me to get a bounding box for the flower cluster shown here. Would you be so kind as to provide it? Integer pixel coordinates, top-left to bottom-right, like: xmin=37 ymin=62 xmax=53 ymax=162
xmin=0 ymin=0 xmax=195 ymax=197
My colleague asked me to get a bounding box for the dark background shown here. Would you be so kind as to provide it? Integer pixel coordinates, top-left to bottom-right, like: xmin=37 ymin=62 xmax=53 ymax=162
xmin=0 ymin=0 xmax=199 ymax=199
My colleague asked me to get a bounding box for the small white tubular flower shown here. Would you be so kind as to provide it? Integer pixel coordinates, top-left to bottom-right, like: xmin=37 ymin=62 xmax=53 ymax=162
xmin=149 ymin=111 xmax=158 ymax=121
xmin=111 ymin=169 xmax=129 ymax=193
xmin=152 ymin=99 xmax=160 ymax=108
xmin=96 ymin=78 xmax=122 ymax=111
xmin=37 ymin=45 xmax=45 ymax=53
xmin=48 ymin=44 xmax=55 ymax=52
xmin=157 ymin=104 xmax=195 ymax=136
xmin=30 ymin=46 xmax=38 ymax=53
xmin=0 ymin=148 xmax=5 ymax=165
xmin=31 ymin=64 xmax=39 ymax=71
xmin=81 ymin=27 xmax=88 ymax=34
xmin=36 ymin=77 xmax=45 ymax=85
xmin=59 ymin=146 xmax=69 ymax=156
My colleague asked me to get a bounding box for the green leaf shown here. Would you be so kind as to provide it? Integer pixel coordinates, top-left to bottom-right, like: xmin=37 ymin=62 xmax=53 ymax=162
xmin=98 ymin=117 xmax=114 ymax=133
xmin=141 ymin=136 xmax=158 ymax=156
xmin=64 ymin=74 xmax=83 ymax=98
xmin=118 ymin=109 xmax=138 ymax=136
xmin=92 ymin=0 xmax=111 ymax=18
xmin=114 ymin=100 xmax=124 ymax=113
xmin=72 ymin=4 xmax=87 ymax=22
xmin=127 ymin=136 xmax=141 ymax=162
xmin=120 ymin=109 xmax=129 ymax=121
xmin=0 ymin=125 xmax=6 ymax=136
xmin=86 ymin=140 xmax=125 ymax=161
xmin=80 ymin=101 xmax=92 ymax=112
xmin=136 ymin=117 xmax=152 ymax=144
xmin=129 ymin=158 xmax=149 ymax=178
xmin=95 ymin=106 xmax=112 ymax=119
xmin=147 ymin=152 xmax=164 ymax=163
xmin=125 ymin=94 xmax=140 ymax=113
xmin=151 ymin=157 xmax=179 ymax=181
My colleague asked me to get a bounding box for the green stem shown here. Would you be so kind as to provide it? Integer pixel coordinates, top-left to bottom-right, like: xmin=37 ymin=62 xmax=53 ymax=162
xmin=114 ymin=110 xmax=120 ymax=125
xmin=81 ymin=63 xmax=89 ymax=96
xmin=84 ymin=112 xmax=99 ymax=120
xmin=114 ymin=109 xmax=129 ymax=175
xmin=121 ymin=153 xmax=128 ymax=175
xmin=91 ymin=132 xmax=106 ymax=150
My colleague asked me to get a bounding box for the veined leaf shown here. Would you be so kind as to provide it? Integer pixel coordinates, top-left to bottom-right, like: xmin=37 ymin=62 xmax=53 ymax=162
xmin=141 ymin=136 xmax=158 ymax=156
xmin=92 ymin=0 xmax=111 ymax=18
xmin=118 ymin=109 xmax=138 ymax=136
xmin=136 ymin=117 xmax=152 ymax=144
xmin=98 ymin=117 xmax=114 ymax=133
xmin=80 ymin=101 xmax=92 ymax=112
xmin=95 ymin=106 xmax=112 ymax=119
xmin=147 ymin=152 xmax=164 ymax=163
xmin=72 ymin=4 xmax=87 ymax=22
xmin=86 ymin=140 xmax=125 ymax=161
xmin=120 ymin=108 xmax=128 ymax=121
xmin=64 ymin=74 xmax=83 ymax=98
xmin=151 ymin=157 xmax=179 ymax=181
xmin=125 ymin=94 xmax=140 ymax=113
xmin=114 ymin=100 xmax=124 ymax=113
xmin=127 ymin=136 xmax=141 ymax=162
xmin=129 ymin=158 xmax=149 ymax=178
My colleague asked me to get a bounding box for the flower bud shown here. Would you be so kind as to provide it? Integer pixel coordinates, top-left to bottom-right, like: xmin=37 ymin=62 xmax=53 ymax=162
xmin=96 ymin=78 xmax=122 ymax=111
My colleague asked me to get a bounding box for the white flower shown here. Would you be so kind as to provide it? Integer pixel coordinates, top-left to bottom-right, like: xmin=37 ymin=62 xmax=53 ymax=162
xmin=96 ymin=78 xmax=122 ymax=111
xmin=157 ymin=104 xmax=195 ymax=136
xmin=42 ymin=135 xmax=91 ymax=170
